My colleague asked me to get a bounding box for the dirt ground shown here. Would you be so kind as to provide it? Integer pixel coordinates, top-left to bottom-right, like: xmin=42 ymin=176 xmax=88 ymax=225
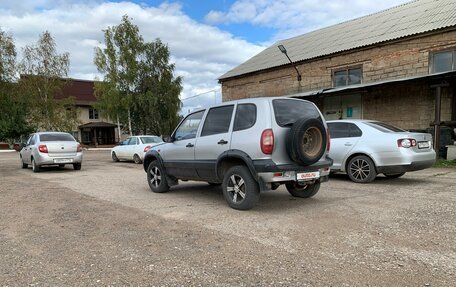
xmin=0 ymin=150 xmax=455 ymax=286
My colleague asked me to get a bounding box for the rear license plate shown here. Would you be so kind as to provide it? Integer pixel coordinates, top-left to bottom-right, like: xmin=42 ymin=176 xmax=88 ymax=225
xmin=418 ymin=141 xmax=430 ymax=149
xmin=297 ymin=171 xmax=320 ymax=181
xmin=54 ymin=158 xmax=73 ymax=164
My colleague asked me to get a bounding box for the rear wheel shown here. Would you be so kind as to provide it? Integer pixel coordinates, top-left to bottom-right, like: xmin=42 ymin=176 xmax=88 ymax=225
xmin=147 ymin=160 xmax=169 ymax=193
xmin=222 ymin=165 xmax=260 ymax=210
xmin=112 ymin=151 xmax=119 ymax=162
xmin=287 ymin=118 xmax=327 ymax=165
xmin=286 ymin=181 xmax=320 ymax=198
xmin=73 ymin=163 xmax=82 ymax=170
xmin=32 ymin=158 xmax=40 ymax=173
xmin=347 ymin=155 xmax=377 ymax=183
xmin=133 ymin=154 xmax=142 ymax=164
xmin=384 ymin=172 xmax=405 ymax=179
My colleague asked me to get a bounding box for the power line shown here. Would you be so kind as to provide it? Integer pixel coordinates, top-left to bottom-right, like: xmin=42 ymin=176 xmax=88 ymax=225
xmin=181 ymin=89 xmax=219 ymax=101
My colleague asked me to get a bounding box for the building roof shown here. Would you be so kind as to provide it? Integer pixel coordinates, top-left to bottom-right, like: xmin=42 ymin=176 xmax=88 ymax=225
xmin=78 ymin=121 xmax=117 ymax=128
xmin=55 ymin=78 xmax=97 ymax=105
xmin=219 ymin=0 xmax=456 ymax=81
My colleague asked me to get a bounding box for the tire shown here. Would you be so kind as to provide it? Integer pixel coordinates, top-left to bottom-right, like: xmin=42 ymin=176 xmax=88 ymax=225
xmin=73 ymin=163 xmax=82 ymax=170
xmin=133 ymin=154 xmax=142 ymax=164
xmin=147 ymin=160 xmax=169 ymax=193
xmin=21 ymin=157 xmax=28 ymax=169
xmin=112 ymin=151 xmax=119 ymax=162
xmin=347 ymin=155 xmax=377 ymax=183
xmin=286 ymin=181 xmax=321 ymax=198
xmin=384 ymin=172 xmax=406 ymax=179
xmin=32 ymin=158 xmax=40 ymax=173
xmin=287 ymin=118 xmax=327 ymax=166
xmin=222 ymin=165 xmax=260 ymax=210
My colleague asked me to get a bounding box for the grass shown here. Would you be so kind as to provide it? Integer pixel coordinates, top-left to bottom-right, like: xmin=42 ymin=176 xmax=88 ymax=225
xmin=433 ymin=159 xmax=456 ymax=168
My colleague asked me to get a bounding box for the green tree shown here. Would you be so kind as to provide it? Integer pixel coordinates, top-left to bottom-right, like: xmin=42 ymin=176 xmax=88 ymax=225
xmin=94 ymin=15 xmax=182 ymax=137
xmin=0 ymin=29 xmax=34 ymax=143
xmin=19 ymin=31 xmax=78 ymax=131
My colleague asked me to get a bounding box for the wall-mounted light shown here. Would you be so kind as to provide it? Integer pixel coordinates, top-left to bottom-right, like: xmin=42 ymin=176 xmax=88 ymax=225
xmin=278 ymin=44 xmax=302 ymax=82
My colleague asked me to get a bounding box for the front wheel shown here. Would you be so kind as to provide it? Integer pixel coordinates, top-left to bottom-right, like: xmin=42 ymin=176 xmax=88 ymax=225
xmin=147 ymin=160 xmax=169 ymax=193
xmin=286 ymin=181 xmax=320 ymax=198
xmin=222 ymin=165 xmax=260 ymax=210
xmin=112 ymin=151 xmax=119 ymax=162
xmin=347 ymin=155 xmax=377 ymax=183
xmin=21 ymin=157 xmax=28 ymax=169
xmin=384 ymin=172 xmax=405 ymax=179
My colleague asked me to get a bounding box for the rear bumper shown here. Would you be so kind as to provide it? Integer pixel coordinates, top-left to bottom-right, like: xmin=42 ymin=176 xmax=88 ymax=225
xmin=254 ymin=156 xmax=333 ymax=183
xmin=376 ymin=159 xmax=435 ymax=174
xmin=34 ymin=152 xmax=83 ymax=166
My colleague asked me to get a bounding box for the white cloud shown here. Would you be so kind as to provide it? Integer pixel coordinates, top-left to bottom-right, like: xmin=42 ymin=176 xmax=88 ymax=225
xmin=205 ymin=0 xmax=411 ymax=41
xmin=0 ymin=1 xmax=265 ymax=113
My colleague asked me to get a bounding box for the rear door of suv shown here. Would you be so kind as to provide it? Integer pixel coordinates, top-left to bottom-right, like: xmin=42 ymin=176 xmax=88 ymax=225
xmin=194 ymin=104 xmax=235 ymax=180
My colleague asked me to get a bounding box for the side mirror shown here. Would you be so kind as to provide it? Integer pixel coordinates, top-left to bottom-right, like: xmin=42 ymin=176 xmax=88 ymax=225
xmin=163 ymin=135 xmax=173 ymax=143
xmin=21 ymin=143 xmax=27 ymax=148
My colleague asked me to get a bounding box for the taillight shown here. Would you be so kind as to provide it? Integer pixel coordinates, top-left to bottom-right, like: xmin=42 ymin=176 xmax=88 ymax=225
xmin=38 ymin=145 xmax=48 ymax=153
xmin=326 ymin=129 xmax=331 ymax=152
xmin=261 ymin=129 xmax=274 ymax=154
xmin=77 ymin=144 xmax=83 ymax=152
xmin=144 ymin=145 xmax=152 ymax=153
xmin=397 ymin=138 xmax=416 ymax=148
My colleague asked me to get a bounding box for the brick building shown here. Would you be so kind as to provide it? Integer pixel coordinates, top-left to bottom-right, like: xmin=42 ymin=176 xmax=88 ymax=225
xmin=219 ymin=0 xmax=456 ymax=151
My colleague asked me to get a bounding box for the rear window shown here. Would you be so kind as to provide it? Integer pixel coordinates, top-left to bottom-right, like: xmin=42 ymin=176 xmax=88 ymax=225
xmin=39 ymin=133 xmax=75 ymax=142
xmin=140 ymin=136 xmax=162 ymax=144
xmin=365 ymin=122 xmax=406 ymax=133
xmin=273 ymin=99 xmax=321 ymax=126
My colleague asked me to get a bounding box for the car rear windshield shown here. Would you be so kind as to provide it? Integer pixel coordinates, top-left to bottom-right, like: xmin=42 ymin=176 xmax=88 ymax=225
xmin=39 ymin=133 xmax=75 ymax=141
xmin=365 ymin=121 xmax=406 ymax=132
xmin=140 ymin=136 xmax=162 ymax=144
xmin=273 ymin=99 xmax=321 ymax=126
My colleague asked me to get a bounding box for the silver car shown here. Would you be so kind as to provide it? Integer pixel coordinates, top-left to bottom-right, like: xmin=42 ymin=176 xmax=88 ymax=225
xmin=20 ymin=132 xmax=83 ymax=172
xmin=327 ymin=120 xmax=436 ymax=183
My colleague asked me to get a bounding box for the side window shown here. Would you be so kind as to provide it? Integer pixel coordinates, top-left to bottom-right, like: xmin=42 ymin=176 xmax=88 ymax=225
xmin=174 ymin=110 xmax=205 ymax=141
xmin=26 ymin=135 xmax=33 ymax=146
xmin=233 ymin=104 xmax=256 ymax=131
xmin=30 ymin=135 xmax=37 ymax=145
xmin=123 ymin=138 xmax=131 ymax=145
xmin=201 ymin=105 xmax=234 ymax=137
xmin=349 ymin=123 xmax=363 ymax=137
xmin=129 ymin=137 xmax=138 ymax=145
xmin=328 ymin=123 xmax=350 ymax=139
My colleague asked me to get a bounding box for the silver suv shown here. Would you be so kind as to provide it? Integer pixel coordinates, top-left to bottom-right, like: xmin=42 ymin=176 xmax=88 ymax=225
xmin=143 ymin=97 xmax=332 ymax=210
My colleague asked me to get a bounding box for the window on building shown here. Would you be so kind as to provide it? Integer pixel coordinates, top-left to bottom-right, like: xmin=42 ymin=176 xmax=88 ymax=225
xmin=89 ymin=108 xmax=99 ymax=120
xmin=431 ymin=50 xmax=455 ymax=73
xmin=333 ymin=67 xmax=362 ymax=87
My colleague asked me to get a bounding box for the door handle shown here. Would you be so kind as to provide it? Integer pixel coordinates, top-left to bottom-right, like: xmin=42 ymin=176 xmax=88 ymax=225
xmin=186 ymin=143 xmax=194 ymax=148
xmin=344 ymin=143 xmax=352 ymax=146
xmin=218 ymin=139 xmax=228 ymax=145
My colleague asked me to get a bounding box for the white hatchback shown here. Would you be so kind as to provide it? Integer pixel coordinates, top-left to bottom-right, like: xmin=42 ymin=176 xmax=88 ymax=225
xmin=111 ymin=135 xmax=163 ymax=164
xmin=327 ymin=120 xmax=436 ymax=183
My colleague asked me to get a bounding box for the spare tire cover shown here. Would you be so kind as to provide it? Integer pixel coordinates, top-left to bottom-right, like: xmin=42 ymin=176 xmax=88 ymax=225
xmin=286 ymin=118 xmax=327 ymax=165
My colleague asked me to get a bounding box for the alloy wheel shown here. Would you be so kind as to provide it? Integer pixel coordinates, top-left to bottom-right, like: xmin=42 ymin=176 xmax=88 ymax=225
xmin=149 ymin=166 xmax=162 ymax=188
xmin=226 ymin=174 xmax=246 ymax=203
xmin=349 ymin=158 xmax=371 ymax=181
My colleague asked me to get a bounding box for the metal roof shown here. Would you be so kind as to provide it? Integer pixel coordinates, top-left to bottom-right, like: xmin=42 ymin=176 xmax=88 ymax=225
xmin=219 ymin=0 xmax=456 ymax=80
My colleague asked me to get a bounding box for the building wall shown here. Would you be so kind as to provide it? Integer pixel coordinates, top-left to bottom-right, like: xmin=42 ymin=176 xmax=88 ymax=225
xmin=221 ymin=29 xmax=456 ymax=101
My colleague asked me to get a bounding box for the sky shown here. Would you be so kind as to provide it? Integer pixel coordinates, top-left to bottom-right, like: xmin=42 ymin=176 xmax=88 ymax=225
xmin=0 ymin=0 xmax=411 ymax=114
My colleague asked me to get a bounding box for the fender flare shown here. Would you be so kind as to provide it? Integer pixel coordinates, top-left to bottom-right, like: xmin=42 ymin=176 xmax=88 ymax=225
xmin=143 ymin=150 xmax=165 ymax=172
xmin=215 ymin=150 xmax=258 ymax=181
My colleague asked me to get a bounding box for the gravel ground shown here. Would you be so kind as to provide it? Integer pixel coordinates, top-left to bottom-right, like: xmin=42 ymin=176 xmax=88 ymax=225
xmin=0 ymin=150 xmax=455 ymax=286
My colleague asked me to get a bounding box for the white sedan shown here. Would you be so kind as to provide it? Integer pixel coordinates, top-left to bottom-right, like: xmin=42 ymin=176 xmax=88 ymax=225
xmin=111 ymin=135 xmax=163 ymax=164
xmin=327 ymin=120 xmax=436 ymax=183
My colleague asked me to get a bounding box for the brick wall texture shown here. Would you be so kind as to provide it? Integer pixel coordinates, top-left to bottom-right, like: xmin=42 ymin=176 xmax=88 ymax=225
xmin=220 ymin=30 xmax=456 ymax=129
